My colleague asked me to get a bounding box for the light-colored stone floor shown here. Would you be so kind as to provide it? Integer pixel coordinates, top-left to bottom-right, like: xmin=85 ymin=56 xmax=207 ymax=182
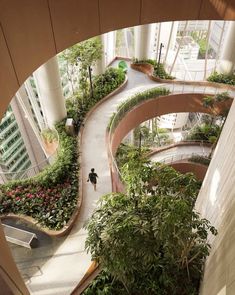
xmin=8 ymin=61 xmax=234 ymax=295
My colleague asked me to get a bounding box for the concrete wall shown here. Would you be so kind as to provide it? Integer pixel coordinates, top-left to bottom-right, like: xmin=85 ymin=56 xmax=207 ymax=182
xmin=196 ymin=99 xmax=235 ymax=295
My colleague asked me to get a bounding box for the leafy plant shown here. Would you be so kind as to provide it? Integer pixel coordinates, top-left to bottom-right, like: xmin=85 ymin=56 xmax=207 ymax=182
xmin=85 ymin=153 xmax=216 ymax=294
xmin=108 ymin=87 xmax=170 ymax=132
xmin=186 ymin=123 xmax=221 ymax=142
xmin=134 ymin=124 xmax=171 ymax=148
xmin=41 ymin=129 xmax=58 ymax=143
xmin=207 ymin=71 xmax=235 ymax=85
xmin=66 ymin=67 xmax=125 ymax=132
xmin=0 ymin=121 xmax=79 ymax=230
xmin=132 ymin=58 xmax=175 ymax=80
xmin=93 ymin=68 xmax=125 ymax=100
xmin=62 ymin=37 xmax=103 ymax=98
xmin=154 ymin=63 xmax=175 ymax=80
xmin=189 ymin=155 xmax=211 ymax=166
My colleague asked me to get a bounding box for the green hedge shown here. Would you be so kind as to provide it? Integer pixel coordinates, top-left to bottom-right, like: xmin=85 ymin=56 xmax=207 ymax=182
xmin=189 ymin=155 xmax=211 ymax=166
xmin=108 ymin=87 xmax=170 ymax=131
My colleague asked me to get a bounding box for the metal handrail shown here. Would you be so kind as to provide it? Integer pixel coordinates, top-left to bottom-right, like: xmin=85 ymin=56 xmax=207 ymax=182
xmin=153 ymin=152 xmax=211 ymax=165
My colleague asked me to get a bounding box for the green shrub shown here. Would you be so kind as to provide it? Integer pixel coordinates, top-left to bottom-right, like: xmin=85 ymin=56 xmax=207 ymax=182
xmin=207 ymin=71 xmax=235 ymax=85
xmin=153 ymin=63 xmax=175 ymax=80
xmin=0 ymin=122 xmax=79 ymax=230
xmin=108 ymin=87 xmax=170 ymax=132
xmin=93 ymin=67 xmax=125 ymax=100
xmin=83 ymin=270 xmax=126 ymax=295
xmin=132 ymin=58 xmax=175 ymax=80
xmin=41 ymin=128 xmax=58 ymax=143
xmin=189 ymin=155 xmax=211 ymax=166
xmin=85 ymin=154 xmax=216 ymax=294
xmin=186 ymin=123 xmax=221 ymax=142
xmin=66 ymin=67 xmax=125 ymax=131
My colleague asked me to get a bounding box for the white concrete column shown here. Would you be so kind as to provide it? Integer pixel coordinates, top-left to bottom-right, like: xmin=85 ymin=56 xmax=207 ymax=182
xmin=195 ymin=99 xmax=235 ymax=294
xmin=33 ymin=56 xmax=67 ymax=128
xmin=92 ymin=35 xmax=106 ymax=76
xmin=105 ymin=31 xmax=116 ymax=65
xmin=218 ymin=21 xmax=235 ymax=74
xmin=134 ymin=24 xmax=152 ymax=60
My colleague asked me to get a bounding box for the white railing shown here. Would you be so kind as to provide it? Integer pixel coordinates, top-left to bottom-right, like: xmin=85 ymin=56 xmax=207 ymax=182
xmin=153 ymin=152 xmax=210 ymax=165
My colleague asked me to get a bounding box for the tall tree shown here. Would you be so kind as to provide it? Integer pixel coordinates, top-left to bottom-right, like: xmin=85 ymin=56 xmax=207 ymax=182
xmin=62 ymin=37 xmax=103 ymax=99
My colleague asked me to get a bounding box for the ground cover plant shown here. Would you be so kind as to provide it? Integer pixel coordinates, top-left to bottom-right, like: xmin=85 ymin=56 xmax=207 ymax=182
xmin=41 ymin=128 xmax=58 ymax=143
xmin=0 ymin=121 xmax=79 ymax=230
xmin=84 ymin=151 xmax=217 ymax=294
xmin=207 ymin=71 xmax=235 ymax=85
xmin=132 ymin=58 xmax=175 ymax=80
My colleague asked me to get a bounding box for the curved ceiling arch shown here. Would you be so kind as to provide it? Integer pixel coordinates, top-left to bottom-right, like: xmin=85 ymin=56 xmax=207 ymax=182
xmin=0 ymin=0 xmax=235 ymax=119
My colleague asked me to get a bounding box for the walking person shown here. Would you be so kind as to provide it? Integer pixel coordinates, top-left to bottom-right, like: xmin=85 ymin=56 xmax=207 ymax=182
xmin=87 ymin=168 xmax=98 ymax=191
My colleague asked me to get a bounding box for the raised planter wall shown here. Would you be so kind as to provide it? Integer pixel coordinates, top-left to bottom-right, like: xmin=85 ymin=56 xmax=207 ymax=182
xmin=108 ymin=92 xmax=231 ymax=191
xmin=131 ymin=63 xmax=235 ymax=91
xmin=171 ymin=162 xmax=208 ymax=181
xmin=110 ymin=93 xmax=230 ymax=156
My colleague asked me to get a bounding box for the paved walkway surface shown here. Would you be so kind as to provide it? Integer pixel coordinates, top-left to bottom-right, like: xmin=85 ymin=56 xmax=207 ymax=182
xmin=8 ymin=61 xmax=233 ymax=295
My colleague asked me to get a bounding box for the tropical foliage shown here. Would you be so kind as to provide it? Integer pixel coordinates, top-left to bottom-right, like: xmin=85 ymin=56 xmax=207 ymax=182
xmin=0 ymin=122 xmax=79 ymax=230
xmin=207 ymin=71 xmax=235 ymax=86
xmin=186 ymin=123 xmax=221 ymax=143
xmin=134 ymin=124 xmax=171 ymax=148
xmin=108 ymin=87 xmax=170 ymax=131
xmin=85 ymin=151 xmax=217 ymax=294
xmin=62 ymin=37 xmax=103 ymax=98
xmin=132 ymin=58 xmax=175 ymax=80
xmin=66 ymin=67 xmax=125 ymax=131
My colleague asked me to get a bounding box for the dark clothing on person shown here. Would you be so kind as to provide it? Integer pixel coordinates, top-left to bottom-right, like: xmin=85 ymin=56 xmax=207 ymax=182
xmin=88 ymin=172 xmax=98 ymax=184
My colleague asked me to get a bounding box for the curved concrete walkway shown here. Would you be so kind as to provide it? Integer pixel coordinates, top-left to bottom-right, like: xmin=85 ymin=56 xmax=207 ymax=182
xmin=9 ymin=61 xmax=234 ymax=295
xmin=149 ymin=145 xmax=211 ymax=163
